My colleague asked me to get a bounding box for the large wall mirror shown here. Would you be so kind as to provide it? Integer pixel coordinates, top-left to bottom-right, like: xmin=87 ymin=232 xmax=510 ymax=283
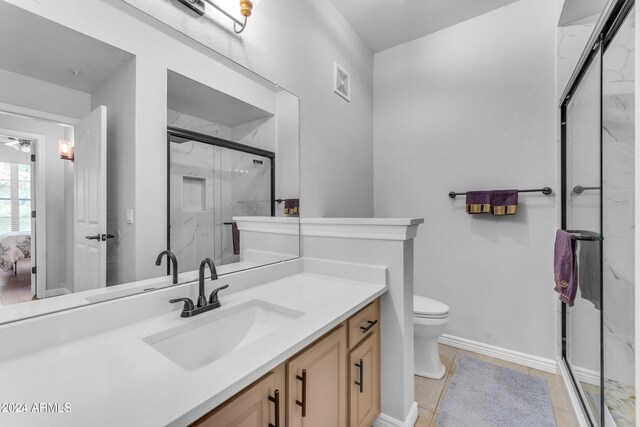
xmin=0 ymin=0 xmax=300 ymax=324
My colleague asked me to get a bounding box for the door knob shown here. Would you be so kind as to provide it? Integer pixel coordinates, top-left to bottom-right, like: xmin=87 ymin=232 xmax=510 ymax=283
xmin=85 ymin=234 xmax=101 ymax=240
xmin=101 ymin=234 xmax=115 ymax=241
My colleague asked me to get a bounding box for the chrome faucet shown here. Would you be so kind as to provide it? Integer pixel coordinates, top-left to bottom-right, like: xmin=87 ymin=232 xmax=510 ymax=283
xmin=155 ymin=250 xmax=178 ymax=284
xmin=169 ymin=258 xmax=228 ymax=318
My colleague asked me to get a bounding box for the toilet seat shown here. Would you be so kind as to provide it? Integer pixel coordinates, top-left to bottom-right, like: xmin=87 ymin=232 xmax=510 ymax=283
xmin=414 ymin=295 xmax=449 ymax=319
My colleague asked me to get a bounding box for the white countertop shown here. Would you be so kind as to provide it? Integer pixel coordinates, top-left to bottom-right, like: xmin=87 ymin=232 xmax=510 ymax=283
xmin=0 ymin=272 xmax=386 ymax=427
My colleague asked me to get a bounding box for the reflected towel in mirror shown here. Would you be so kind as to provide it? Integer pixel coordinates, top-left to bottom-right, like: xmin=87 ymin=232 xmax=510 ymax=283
xmin=231 ymin=222 xmax=240 ymax=255
xmin=284 ymin=199 xmax=299 ymax=216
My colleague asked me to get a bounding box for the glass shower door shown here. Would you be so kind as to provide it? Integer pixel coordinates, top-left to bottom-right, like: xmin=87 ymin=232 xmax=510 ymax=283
xmin=218 ymin=147 xmax=272 ymax=265
xmin=168 ymin=131 xmax=275 ymax=271
xmin=564 ymin=43 xmax=603 ymax=426
xmin=602 ymin=7 xmax=635 ymax=426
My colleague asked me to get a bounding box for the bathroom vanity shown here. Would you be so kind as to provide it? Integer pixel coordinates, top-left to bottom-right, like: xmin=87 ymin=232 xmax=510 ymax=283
xmin=193 ymin=299 xmax=380 ymax=427
xmin=0 ymin=259 xmax=387 ymax=426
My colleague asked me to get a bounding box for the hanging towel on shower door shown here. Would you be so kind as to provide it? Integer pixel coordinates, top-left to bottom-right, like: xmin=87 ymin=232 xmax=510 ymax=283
xmin=490 ymin=189 xmax=518 ymax=215
xmin=465 ymin=191 xmax=491 ymax=214
xmin=554 ymin=230 xmax=577 ymax=306
xmin=577 ymin=240 xmax=601 ymax=310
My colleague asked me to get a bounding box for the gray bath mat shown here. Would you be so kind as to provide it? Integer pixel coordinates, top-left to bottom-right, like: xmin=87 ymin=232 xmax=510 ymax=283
xmin=436 ymin=355 xmax=556 ymax=427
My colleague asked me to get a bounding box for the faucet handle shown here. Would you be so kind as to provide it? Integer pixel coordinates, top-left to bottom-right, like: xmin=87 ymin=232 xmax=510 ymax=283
xmin=169 ymin=298 xmax=195 ymax=312
xmin=209 ymin=284 xmax=229 ymax=305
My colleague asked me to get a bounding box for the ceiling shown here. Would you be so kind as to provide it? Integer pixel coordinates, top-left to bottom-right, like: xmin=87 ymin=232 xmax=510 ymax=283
xmin=0 ymin=1 xmax=133 ymax=94
xmin=167 ymin=71 xmax=273 ymax=128
xmin=328 ymin=0 xmax=522 ymax=53
xmin=558 ymin=0 xmax=608 ymax=26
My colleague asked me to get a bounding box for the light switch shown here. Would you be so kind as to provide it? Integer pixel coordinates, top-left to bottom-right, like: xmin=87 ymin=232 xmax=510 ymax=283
xmin=126 ymin=209 xmax=134 ymax=224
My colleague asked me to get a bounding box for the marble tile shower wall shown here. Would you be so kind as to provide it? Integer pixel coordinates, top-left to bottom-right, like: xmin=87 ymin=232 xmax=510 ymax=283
xmin=602 ymin=11 xmax=635 ymax=398
xmin=557 ymin=22 xmax=597 ymax=99
xmin=168 ymin=110 xmax=233 ymax=139
xmin=170 ymin=140 xmax=220 ymax=272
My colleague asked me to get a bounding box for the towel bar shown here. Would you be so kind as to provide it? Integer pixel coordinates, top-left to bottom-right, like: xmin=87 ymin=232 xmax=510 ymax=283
xmin=566 ymin=230 xmax=603 ymax=241
xmin=448 ymin=187 xmax=552 ymax=199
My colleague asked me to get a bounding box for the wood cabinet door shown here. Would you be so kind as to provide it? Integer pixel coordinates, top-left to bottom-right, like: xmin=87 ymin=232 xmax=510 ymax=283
xmin=287 ymin=325 xmax=347 ymax=427
xmin=349 ymin=331 xmax=380 ymax=427
xmin=192 ymin=365 xmax=285 ymax=427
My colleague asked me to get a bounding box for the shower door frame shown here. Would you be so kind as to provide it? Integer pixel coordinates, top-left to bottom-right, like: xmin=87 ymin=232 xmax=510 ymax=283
xmin=166 ymin=126 xmax=276 ymax=268
xmin=559 ymin=1 xmax=635 ymax=426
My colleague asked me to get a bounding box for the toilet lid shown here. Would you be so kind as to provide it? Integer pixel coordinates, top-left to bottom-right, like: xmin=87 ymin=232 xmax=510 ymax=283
xmin=414 ymin=295 xmax=449 ymax=317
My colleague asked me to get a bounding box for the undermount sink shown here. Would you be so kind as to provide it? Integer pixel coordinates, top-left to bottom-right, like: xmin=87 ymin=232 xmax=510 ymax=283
xmin=144 ymin=300 xmax=304 ymax=371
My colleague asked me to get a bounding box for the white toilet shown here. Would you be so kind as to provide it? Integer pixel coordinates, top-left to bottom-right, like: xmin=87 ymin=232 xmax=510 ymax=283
xmin=414 ymin=295 xmax=450 ymax=380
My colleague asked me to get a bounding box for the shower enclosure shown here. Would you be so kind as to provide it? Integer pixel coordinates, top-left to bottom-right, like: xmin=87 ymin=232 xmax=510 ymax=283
xmin=560 ymin=1 xmax=635 ymax=426
xmin=167 ymin=127 xmax=274 ymax=272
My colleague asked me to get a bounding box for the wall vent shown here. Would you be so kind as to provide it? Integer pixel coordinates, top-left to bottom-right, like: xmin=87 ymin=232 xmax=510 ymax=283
xmin=334 ymin=62 xmax=350 ymax=102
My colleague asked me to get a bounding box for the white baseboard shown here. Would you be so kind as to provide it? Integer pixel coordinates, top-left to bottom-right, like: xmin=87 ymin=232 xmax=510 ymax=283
xmin=438 ymin=334 xmax=558 ymax=374
xmin=572 ymin=366 xmax=600 ymax=386
xmin=44 ymin=287 xmax=71 ymax=298
xmin=373 ymin=401 xmax=419 ymax=427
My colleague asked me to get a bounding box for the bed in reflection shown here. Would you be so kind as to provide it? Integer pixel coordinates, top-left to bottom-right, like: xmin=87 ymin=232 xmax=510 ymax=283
xmin=0 ymin=231 xmax=31 ymax=274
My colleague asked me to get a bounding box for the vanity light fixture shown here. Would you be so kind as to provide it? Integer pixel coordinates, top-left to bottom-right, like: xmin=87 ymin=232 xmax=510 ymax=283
xmin=178 ymin=0 xmax=253 ymax=34
xmin=58 ymin=140 xmax=74 ymax=161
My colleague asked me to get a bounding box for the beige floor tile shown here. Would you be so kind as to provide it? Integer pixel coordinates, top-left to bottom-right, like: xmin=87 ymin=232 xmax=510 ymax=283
xmin=414 ymin=374 xmax=446 ymax=412
xmin=434 ymin=371 xmax=454 ymax=414
xmin=553 ymin=406 xmax=575 ymax=427
xmin=414 ymin=407 xmax=434 ymax=427
xmin=438 ymin=344 xmax=457 ymax=373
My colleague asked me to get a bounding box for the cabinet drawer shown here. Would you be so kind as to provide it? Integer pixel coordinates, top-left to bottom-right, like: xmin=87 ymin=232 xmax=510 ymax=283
xmin=348 ymin=299 xmax=379 ymax=350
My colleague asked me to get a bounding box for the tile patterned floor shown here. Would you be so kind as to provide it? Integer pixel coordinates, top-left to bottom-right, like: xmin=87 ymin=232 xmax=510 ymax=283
xmin=414 ymin=345 xmax=578 ymax=427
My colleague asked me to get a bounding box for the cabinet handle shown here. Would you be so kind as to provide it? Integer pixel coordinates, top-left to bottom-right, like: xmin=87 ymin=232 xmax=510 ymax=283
xmin=268 ymin=389 xmax=280 ymax=427
xmin=360 ymin=319 xmax=378 ymax=334
xmin=295 ymin=369 xmax=307 ymax=417
xmin=354 ymin=359 xmax=364 ymax=393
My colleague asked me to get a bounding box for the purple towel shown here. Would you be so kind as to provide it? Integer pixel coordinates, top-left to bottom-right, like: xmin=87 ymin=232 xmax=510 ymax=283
xmin=554 ymin=230 xmax=577 ymax=306
xmin=284 ymin=198 xmax=299 ymax=216
xmin=490 ymin=190 xmax=518 ymax=215
xmin=231 ymin=222 xmax=240 ymax=255
xmin=465 ymin=191 xmax=491 ymax=214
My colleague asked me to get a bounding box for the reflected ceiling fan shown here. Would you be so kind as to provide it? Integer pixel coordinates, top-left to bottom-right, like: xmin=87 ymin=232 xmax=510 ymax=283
xmin=0 ymin=135 xmax=33 ymax=153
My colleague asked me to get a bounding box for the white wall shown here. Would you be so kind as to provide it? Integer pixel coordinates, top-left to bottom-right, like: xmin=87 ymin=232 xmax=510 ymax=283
xmin=0 ymin=68 xmax=91 ymax=120
xmin=116 ymin=0 xmax=374 ymax=218
xmin=373 ymin=0 xmax=558 ymax=359
xmin=91 ymin=57 xmax=137 ymax=286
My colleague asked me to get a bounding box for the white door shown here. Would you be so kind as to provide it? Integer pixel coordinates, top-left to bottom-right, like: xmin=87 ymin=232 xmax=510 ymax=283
xmin=74 ymin=106 xmax=107 ymax=291
xmin=30 ymin=146 xmax=36 ymax=296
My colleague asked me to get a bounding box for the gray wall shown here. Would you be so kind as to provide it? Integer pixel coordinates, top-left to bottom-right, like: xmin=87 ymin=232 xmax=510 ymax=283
xmin=373 ymin=0 xmax=558 ymax=360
